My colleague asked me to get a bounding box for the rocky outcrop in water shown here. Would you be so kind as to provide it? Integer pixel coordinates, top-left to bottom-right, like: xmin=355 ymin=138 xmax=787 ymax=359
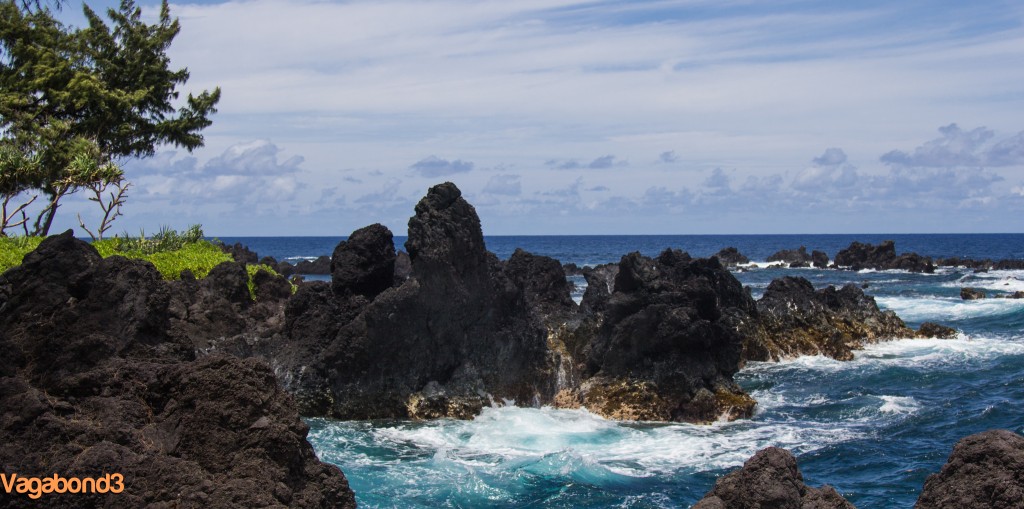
xmin=0 ymin=231 xmax=355 ymax=508
xmin=713 ymin=247 xmax=750 ymax=267
xmin=960 ymin=287 xmax=987 ymax=300
xmin=693 ymin=447 xmax=855 ymax=509
xmin=917 ymin=321 xmax=958 ymax=339
xmin=768 ymin=246 xmax=813 ymax=268
xmin=833 ymin=241 xmax=935 ymax=273
xmin=555 ymin=249 xmax=758 ymax=423
xmin=936 ymin=256 xmax=1024 ymax=271
xmin=915 ymin=429 xmax=1024 ymax=509
xmin=694 ymin=430 xmax=1024 ymax=509
xmin=812 ymin=249 xmax=830 ymax=268
xmin=276 ymin=183 xmax=552 ymax=420
xmin=743 ymin=276 xmax=915 ymax=361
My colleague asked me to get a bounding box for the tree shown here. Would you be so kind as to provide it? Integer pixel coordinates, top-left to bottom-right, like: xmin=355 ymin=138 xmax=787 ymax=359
xmin=0 ymin=0 xmax=220 ymax=236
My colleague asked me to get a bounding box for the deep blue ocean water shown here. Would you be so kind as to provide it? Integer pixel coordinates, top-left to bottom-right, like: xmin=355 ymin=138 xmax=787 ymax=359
xmin=223 ymin=234 xmax=1024 ymax=508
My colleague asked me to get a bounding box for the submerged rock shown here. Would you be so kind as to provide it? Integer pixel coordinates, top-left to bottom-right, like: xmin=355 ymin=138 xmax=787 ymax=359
xmin=694 ymin=447 xmax=855 ymax=509
xmin=917 ymin=322 xmax=958 ymax=339
xmin=960 ymin=287 xmax=987 ymax=300
xmin=915 ymin=429 xmax=1024 ymax=509
xmin=0 ymin=231 xmax=355 ymax=508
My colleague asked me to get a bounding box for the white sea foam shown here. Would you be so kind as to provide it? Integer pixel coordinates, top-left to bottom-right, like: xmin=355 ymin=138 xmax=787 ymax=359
xmin=942 ymin=270 xmax=1024 ymax=294
xmin=876 ymin=295 xmax=1024 ymax=322
xmin=355 ymin=404 xmax=868 ymax=478
xmin=877 ymin=395 xmax=920 ymax=415
xmin=744 ymin=336 xmax=1024 ymax=377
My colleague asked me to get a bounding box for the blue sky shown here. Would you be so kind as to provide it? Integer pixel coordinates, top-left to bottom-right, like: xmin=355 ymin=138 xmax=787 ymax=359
xmin=48 ymin=0 xmax=1024 ymax=235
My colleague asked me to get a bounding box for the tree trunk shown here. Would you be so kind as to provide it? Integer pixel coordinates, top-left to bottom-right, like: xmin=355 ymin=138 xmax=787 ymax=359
xmin=33 ymin=189 xmax=61 ymax=236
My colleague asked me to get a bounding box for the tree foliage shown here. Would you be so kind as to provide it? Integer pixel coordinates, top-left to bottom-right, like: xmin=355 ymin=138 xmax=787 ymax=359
xmin=0 ymin=0 xmax=220 ymax=236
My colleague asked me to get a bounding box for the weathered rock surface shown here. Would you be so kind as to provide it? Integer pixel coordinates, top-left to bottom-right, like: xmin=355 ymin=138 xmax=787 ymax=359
xmin=713 ymin=247 xmax=750 ymax=267
xmin=834 ymin=240 xmax=935 ymax=273
xmin=0 ymin=231 xmax=355 ymax=509
xmin=744 ymin=276 xmax=914 ymax=361
xmin=915 ymin=429 xmax=1024 ymax=509
xmin=694 ymin=447 xmax=855 ymax=509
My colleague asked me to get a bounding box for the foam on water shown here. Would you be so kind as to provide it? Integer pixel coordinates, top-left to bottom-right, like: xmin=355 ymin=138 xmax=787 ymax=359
xmin=876 ymin=295 xmax=1024 ymax=323
xmin=744 ymin=336 xmax=1024 ymax=376
xmin=311 ymin=405 xmax=870 ymax=481
xmin=878 ymin=396 xmax=919 ymax=415
xmin=942 ymin=270 xmax=1024 ymax=294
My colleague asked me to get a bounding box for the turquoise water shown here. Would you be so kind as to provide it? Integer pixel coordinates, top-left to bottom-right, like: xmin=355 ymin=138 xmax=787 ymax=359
xmin=229 ymin=235 xmax=1024 ymax=508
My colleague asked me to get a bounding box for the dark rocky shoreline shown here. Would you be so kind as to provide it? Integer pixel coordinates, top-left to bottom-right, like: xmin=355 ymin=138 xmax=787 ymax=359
xmin=693 ymin=429 xmax=1024 ymax=509
xmin=1 ymin=181 xmax=1019 ymax=506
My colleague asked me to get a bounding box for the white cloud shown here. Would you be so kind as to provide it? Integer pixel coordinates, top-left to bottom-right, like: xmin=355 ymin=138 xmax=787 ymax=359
xmin=409 ymin=156 xmax=474 ymax=177
xmin=51 ymin=1 xmax=1024 ymax=234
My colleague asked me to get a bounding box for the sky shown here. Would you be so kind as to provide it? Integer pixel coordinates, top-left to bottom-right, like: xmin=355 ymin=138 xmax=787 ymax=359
xmin=46 ymin=0 xmax=1024 ymax=236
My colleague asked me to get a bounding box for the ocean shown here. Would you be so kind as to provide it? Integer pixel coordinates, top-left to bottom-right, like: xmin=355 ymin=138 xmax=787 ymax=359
xmin=221 ymin=234 xmax=1024 ymax=508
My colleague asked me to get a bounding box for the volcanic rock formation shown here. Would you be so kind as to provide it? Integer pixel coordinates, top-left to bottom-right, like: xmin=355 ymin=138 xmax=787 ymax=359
xmin=743 ymin=276 xmax=916 ymax=361
xmin=693 ymin=447 xmax=855 ymax=509
xmin=915 ymin=429 xmax=1024 ymax=509
xmin=0 ymin=232 xmax=355 ymax=508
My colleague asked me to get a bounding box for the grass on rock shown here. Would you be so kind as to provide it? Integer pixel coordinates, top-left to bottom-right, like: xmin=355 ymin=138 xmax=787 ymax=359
xmin=2 ymin=226 xmax=289 ymax=299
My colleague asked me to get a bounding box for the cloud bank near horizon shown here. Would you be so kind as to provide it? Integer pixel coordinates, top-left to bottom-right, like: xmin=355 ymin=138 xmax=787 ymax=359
xmin=51 ymin=0 xmax=1024 ymax=235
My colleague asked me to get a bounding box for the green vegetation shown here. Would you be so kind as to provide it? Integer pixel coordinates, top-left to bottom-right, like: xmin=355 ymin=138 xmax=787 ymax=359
xmin=1 ymin=226 xmax=292 ymax=300
xmin=95 ymin=224 xmax=206 ymax=256
xmin=246 ymin=263 xmax=285 ymax=300
xmin=93 ymin=234 xmax=232 ymax=280
xmin=0 ymin=234 xmax=42 ymax=272
xmin=0 ymin=0 xmax=220 ymax=236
